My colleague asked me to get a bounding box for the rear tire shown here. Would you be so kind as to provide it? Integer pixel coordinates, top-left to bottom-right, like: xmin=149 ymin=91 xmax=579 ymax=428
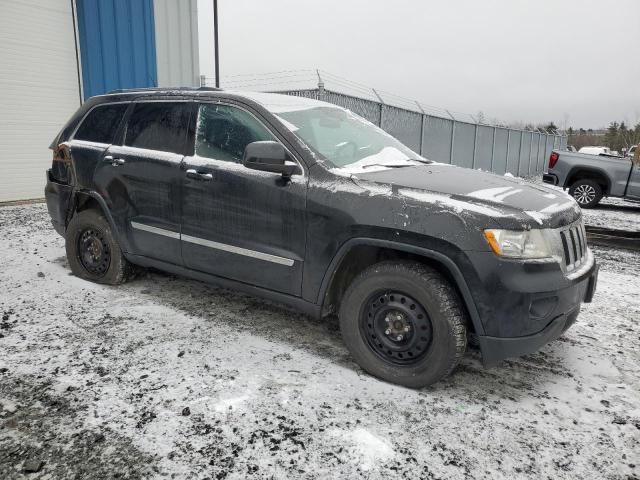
xmin=65 ymin=210 xmax=133 ymax=285
xmin=339 ymin=261 xmax=467 ymax=388
xmin=569 ymin=179 xmax=602 ymax=208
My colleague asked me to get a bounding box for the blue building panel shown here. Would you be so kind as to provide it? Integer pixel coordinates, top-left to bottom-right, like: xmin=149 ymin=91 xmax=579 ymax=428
xmin=76 ymin=0 xmax=157 ymax=99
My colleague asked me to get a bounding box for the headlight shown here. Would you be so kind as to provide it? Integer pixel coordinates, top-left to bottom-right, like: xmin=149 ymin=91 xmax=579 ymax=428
xmin=483 ymin=229 xmax=553 ymax=259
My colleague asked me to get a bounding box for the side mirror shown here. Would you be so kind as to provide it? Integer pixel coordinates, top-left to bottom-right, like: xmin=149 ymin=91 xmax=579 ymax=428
xmin=242 ymin=141 xmax=302 ymax=177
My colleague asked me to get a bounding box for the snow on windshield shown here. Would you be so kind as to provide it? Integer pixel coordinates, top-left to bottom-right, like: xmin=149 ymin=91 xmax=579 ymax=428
xmin=330 ymin=147 xmax=422 ymax=174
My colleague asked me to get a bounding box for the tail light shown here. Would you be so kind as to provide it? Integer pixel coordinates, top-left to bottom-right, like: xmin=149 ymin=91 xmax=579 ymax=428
xmin=50 ymin=143 xmax=72 ymax=184
xmin=52 ymin=143 xmax=70 ymax=164
xmin=549 ymin=152 xmax=559 ymax=169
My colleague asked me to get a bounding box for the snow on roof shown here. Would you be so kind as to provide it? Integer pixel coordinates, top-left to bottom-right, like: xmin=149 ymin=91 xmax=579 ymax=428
xmin=234 ymin=91 xmax=341 ymax=113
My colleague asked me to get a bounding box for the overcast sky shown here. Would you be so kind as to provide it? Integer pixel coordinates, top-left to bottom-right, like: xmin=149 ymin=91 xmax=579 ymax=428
xmin=216 ymin=0 xmax=639 ymax=129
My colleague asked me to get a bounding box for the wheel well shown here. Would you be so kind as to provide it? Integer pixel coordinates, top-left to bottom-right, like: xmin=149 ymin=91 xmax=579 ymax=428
xmin=321 ymin=245 xmax=476 ymax=333
xmin=74 ymin=194 xmax=102 ymax=215
xmin=566 ymin=169 xmax=609 ymax=195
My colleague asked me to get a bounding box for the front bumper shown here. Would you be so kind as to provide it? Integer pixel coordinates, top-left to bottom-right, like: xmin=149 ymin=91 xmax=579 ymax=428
xmin=468 ymin=252 xmax=598 ymax=366
xmin=479 ymin=268 xmax=597 ymax=368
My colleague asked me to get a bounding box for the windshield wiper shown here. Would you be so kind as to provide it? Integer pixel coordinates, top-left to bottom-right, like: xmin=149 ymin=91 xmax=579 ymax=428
xmin=409 ymin=158 xmax=433 ymax=164
xmin=361 ymin=163 xmax=414 ymax=169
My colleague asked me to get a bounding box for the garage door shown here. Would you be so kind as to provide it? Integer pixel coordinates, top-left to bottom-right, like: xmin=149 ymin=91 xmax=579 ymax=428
xmin=0 ymin=0 xmax=81 ymax=202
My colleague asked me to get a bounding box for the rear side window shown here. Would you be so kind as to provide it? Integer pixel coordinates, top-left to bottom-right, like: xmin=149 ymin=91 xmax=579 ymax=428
xmin=74 ymin=103 xmax=128 ymax=144
xmin=124 ymin=102 xmax=191 ymax=154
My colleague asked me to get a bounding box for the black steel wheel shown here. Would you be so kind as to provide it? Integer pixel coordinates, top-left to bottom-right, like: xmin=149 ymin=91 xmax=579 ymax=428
xmin=361 ymin=291 xmax=432 ymax=366
xmin=339 ymin=261 xmax=467 ymax=388
xmin=66 ymin=209 xmax=133 ymax=285
xmin=77 ymin=228 xmax=111 ymax=276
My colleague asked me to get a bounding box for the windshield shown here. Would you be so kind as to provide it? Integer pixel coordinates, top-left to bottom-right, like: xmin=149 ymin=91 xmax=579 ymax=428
xmin=274 ymin=105 xmax=428 ymax=173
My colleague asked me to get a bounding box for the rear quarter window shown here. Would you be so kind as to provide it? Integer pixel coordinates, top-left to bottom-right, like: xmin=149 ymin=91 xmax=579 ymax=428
xmin=74 ymin=103 xmax=128 ymax=144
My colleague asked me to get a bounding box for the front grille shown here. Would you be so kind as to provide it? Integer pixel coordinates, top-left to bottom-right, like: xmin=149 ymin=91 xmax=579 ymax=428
xmin=560 ymin=222 xmax=587 ymax=271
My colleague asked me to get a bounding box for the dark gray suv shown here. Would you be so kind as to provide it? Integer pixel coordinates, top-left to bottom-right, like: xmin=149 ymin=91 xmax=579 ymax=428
xmin=45 ymin=88 xmax=598 ymax=387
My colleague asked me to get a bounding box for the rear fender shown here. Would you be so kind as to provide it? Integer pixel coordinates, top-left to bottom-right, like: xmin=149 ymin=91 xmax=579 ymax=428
xmin=565 ymin=166 xmax=611 ymax=193
xmin=71 ymin=190 xmax=130 ymax=252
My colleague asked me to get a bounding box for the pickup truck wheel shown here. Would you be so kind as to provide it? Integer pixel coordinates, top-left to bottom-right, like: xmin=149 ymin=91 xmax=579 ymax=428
xmin=569 ymin=179 xmax=602 ymax=208
xmin=65 ymin=210 xmax=132 ymax=285
xmin=339 ymin=261 xmax=467 ymax=388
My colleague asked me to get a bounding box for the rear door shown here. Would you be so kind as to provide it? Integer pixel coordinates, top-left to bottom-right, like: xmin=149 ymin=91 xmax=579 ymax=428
xmin=62 ymin=102 xmax=129 ymax=187
xmin=93 ymin=99 xmax=193 ymax=265
xmin=180 ymin=101 xmax=307 ymax=295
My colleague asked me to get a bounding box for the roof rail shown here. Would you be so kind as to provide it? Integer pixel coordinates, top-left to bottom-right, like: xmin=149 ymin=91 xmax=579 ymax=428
xmin=106 ymin=86 xmax=223 ymax=94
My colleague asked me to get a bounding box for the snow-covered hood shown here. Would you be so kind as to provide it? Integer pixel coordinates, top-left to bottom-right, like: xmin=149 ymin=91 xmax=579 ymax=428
xmin=353 ymin=164 xmax=581 ymax=228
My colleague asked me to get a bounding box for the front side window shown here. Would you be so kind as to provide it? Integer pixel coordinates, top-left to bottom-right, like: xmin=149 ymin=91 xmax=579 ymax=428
xmin=195 ymin=104 xmax=274 ymax=162
xmin=74 ymin=103 xmax=128 ymax=144
xmin=124 ymin=102 xmax=191 ymax=154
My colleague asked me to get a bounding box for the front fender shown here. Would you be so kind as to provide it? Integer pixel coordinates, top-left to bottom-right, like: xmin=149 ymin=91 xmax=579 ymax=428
xmin=317 ymin=237 xmax=485 ymax=336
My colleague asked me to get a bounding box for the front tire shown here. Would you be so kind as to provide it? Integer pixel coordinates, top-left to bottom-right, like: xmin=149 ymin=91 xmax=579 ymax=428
xmin=65 ymin=209 xmax=133 ymax=285
xmin=569 ymin=179 xmax=602 ymax=208
xmin=339 ymin=261 xmax=467 ymax=388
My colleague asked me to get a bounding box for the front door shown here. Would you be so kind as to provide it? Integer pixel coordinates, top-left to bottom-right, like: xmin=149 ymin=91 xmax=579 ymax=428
xmin=180 ymin=102 xmax=307 ymax=295
xmin=93 ymin=100 xmax=192 ymax=265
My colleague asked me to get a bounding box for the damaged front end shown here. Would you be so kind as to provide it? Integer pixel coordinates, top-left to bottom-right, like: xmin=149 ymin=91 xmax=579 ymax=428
xmin=44 ymin=143 xmax=75 ymax=237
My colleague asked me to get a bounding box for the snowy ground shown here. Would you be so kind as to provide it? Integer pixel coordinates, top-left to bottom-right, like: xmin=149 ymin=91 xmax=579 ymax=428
xmin=1 ymin=203 xmax=639 ymax=480
xmin=580 ymin=197 xmax=640 ymax=232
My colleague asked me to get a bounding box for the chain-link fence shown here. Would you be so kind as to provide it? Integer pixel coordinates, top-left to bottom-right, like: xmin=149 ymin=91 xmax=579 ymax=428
xmin=274 ymin=88 xmax=566 ymax=176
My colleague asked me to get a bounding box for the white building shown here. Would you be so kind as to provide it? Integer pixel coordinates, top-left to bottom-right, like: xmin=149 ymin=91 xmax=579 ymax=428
xmin=0 ymin=0 xmax=216 ymax=202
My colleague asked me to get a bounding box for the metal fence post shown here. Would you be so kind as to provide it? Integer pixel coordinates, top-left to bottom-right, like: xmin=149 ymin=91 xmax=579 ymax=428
xmin=536 ymin=133 xmax=542 ymax=173
xmin=539 ymin=132 xmax=545 ymax=173
xmin=528 ymin=131 xmax=534 ymax=177
xmin=450 ymin=121 xmax=456 ymax=165
xmin=517 ymin=131 xmax=524 ymax=176
xmin=200 ymin=74 xmax=206 ymax=87
xmin=372 ymin=88 xmax=384 ymax=128
xmin=416 ymin=101 xmax=426 ymax=156
xmin=491 ymin=126 xmax=497 ymax=172
xmin=316 ymin=69 xmax=325 ymax=101
xmin=506 ymin=129 xmax=511 ymax=173
xmin=472 ymin=124 xmax=478 ymax=169
xmin=446 ymin=110 xmax=456 ymax=165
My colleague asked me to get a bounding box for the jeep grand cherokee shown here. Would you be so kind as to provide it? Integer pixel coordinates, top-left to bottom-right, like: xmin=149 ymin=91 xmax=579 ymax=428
xmin=45 ymin=88 xmax=598 ymax=387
